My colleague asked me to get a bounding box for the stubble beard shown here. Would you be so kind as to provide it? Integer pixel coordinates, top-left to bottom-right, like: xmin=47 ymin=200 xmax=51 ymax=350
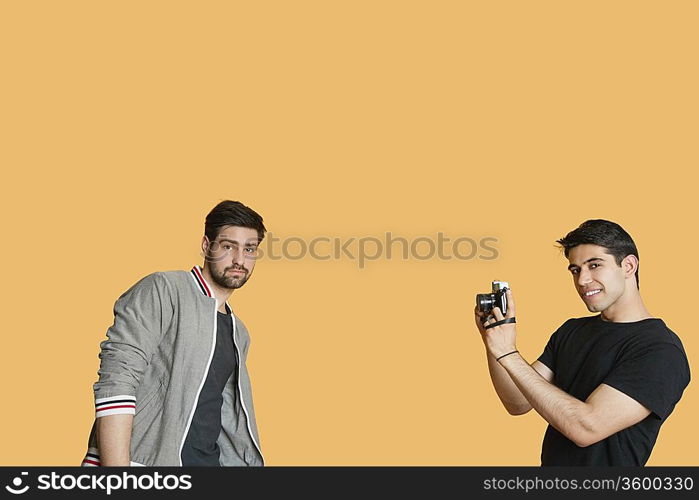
xmin=210 ymin=264 xmax=251 ymax=290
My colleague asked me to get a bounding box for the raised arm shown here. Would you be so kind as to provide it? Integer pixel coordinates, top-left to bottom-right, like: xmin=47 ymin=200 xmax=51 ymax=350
xmin=478 ymin=290 xmax=650 ymax=447
xmin=497 ymin=353 xmax=650 ymax=446
xmin=475 ymin=295 xmax=553 ymax=415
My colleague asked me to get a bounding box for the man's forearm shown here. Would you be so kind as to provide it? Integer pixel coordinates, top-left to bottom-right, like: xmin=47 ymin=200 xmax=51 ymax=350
xmin=486 ymin=350 xmax=532 ymax=415
xmin=96 ymin=414 xmax=133 ymax=466
xmin=498 ymin=353 xmax=594 ymax=447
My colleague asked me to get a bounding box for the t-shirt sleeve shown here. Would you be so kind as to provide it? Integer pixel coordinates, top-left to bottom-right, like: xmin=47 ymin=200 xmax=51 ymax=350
xmin=603 ymin=342 xmax=690 ymax=420
xmin=537 ymin=333 xmax=556 ymax=372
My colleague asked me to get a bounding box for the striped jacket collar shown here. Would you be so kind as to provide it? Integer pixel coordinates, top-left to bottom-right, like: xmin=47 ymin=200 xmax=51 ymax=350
xmin=190 ymin=265 xmax=232 ymax=315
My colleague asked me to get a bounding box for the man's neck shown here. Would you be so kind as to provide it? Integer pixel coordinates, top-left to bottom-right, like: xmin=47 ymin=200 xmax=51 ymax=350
xmin=201 ymin=266 xmax=233 ymax=314
xmin=600 ymin=289 xmax=652 ymax=323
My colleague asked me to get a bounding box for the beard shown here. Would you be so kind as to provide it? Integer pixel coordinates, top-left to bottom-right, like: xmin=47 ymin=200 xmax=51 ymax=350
xmin=210 ymin=264 xmax=252 ymax=290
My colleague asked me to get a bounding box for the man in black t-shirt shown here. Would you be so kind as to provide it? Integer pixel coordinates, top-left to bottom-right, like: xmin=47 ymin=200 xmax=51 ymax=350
xmin=475 ymin=219 xmax=690 ymax=466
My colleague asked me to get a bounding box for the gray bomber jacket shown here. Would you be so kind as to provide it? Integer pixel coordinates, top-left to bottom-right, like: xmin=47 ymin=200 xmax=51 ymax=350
xmin=82 ymin=266 xmax=264 ymax=466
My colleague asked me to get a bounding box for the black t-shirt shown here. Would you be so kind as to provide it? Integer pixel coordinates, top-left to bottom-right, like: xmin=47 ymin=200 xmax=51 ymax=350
xmin=537 ymin=315 xmax=690 ymax=466
xmin=181 ymin=311 xmax=239 ymax=466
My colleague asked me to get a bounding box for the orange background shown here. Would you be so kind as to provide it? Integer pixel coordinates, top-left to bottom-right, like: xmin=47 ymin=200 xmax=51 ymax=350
xmin=0 ymin=1 xmax=696 ymax=465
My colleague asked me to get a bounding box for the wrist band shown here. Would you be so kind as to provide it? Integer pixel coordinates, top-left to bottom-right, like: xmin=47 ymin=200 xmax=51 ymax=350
xmin=484 ymin=317 xmax=517 ymax=330
xmin=496 ymin=350 xmax=519 ymax=362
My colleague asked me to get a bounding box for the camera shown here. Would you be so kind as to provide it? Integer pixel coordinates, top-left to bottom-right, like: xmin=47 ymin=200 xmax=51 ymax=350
xmin=476 ymin=280 xmax=509 ymax=319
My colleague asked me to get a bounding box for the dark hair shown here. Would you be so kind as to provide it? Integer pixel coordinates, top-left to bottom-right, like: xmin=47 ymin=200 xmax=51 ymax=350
xmin=205 ymin=200 xmax=267 ymax=243
xmin=556 ymin=219 xmax=639 ymax=288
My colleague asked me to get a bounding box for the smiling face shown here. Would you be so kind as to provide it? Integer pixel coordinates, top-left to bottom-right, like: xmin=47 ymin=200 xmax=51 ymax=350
xmin=566 ymin=244 xmax=637 ymax=314
xmin=202 ymin=225 xmax=260 ymax=290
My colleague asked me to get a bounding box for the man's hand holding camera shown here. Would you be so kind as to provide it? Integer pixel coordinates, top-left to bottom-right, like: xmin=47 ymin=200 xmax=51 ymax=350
xmin=475 ymin=288 xmax=518 ymax=360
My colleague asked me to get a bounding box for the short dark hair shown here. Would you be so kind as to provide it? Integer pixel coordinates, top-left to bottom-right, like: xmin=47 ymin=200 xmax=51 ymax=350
xmin=556 ymin=219 xmax=640 ymax=288
xmin=205 ymin=200 xmax=267 ymax=243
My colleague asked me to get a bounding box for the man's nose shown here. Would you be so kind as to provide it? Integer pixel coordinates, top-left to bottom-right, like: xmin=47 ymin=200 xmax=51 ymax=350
xmin=577 ymin=268 xmax=593 ymax=286
xmin=231 ymin=248 xmax=246 ymax=266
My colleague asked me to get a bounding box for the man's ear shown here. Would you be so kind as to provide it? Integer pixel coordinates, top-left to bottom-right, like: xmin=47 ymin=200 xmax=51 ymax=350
xmin=201 ymin=235 xmax=210 ymax=257
xmin=622 ymin=254 xmax=639 ymax=279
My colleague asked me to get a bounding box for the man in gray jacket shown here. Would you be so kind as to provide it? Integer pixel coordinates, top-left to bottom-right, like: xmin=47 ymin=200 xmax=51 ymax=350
xmin=82 ymin=200 xmax=266 ymax=466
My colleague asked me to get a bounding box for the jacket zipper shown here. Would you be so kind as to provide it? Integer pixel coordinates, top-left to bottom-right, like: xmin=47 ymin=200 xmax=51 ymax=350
xmin=177 ymin=302 xmax=218 ymax=466
xmin=231 ymin=314 xmax=264 ymax=462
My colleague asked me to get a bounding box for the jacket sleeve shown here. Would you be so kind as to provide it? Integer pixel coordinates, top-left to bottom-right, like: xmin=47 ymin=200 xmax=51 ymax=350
xmin=92 ymin=272 xmax=171 ymax=418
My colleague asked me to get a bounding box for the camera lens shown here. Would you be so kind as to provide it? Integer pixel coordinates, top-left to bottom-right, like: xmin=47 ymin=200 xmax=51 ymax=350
xmin=476 ymin=293 xmax=495 ymax=313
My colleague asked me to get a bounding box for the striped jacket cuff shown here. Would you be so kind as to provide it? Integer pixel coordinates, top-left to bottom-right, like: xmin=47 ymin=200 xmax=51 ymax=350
xmin=95 ymin=395 xmax=136 ymax=417
xmin=81 ymin=448 xmax=101 ymax=467
xmin=81 ymin=448 xmax=145 ymax=467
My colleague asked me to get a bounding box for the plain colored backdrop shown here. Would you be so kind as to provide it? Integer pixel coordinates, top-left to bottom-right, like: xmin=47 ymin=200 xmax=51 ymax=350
xmin=0 ymin=1 xmax=696 ymax=465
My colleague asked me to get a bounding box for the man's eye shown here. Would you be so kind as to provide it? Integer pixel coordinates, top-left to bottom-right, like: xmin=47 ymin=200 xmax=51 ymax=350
xmin=590 ymin=263 xmax=599 ymax=268
xmin=245 ymin=247 xmax=257 ymax=253
xmin=222 ymin=245 xmax=232 ymax=250
xmin=570 ymin=269 xmax=579 ymax=275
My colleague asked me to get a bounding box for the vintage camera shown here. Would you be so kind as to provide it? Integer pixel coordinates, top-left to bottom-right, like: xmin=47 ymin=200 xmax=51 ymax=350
xmin=476 ymin=280 xmax=509 ymax=319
